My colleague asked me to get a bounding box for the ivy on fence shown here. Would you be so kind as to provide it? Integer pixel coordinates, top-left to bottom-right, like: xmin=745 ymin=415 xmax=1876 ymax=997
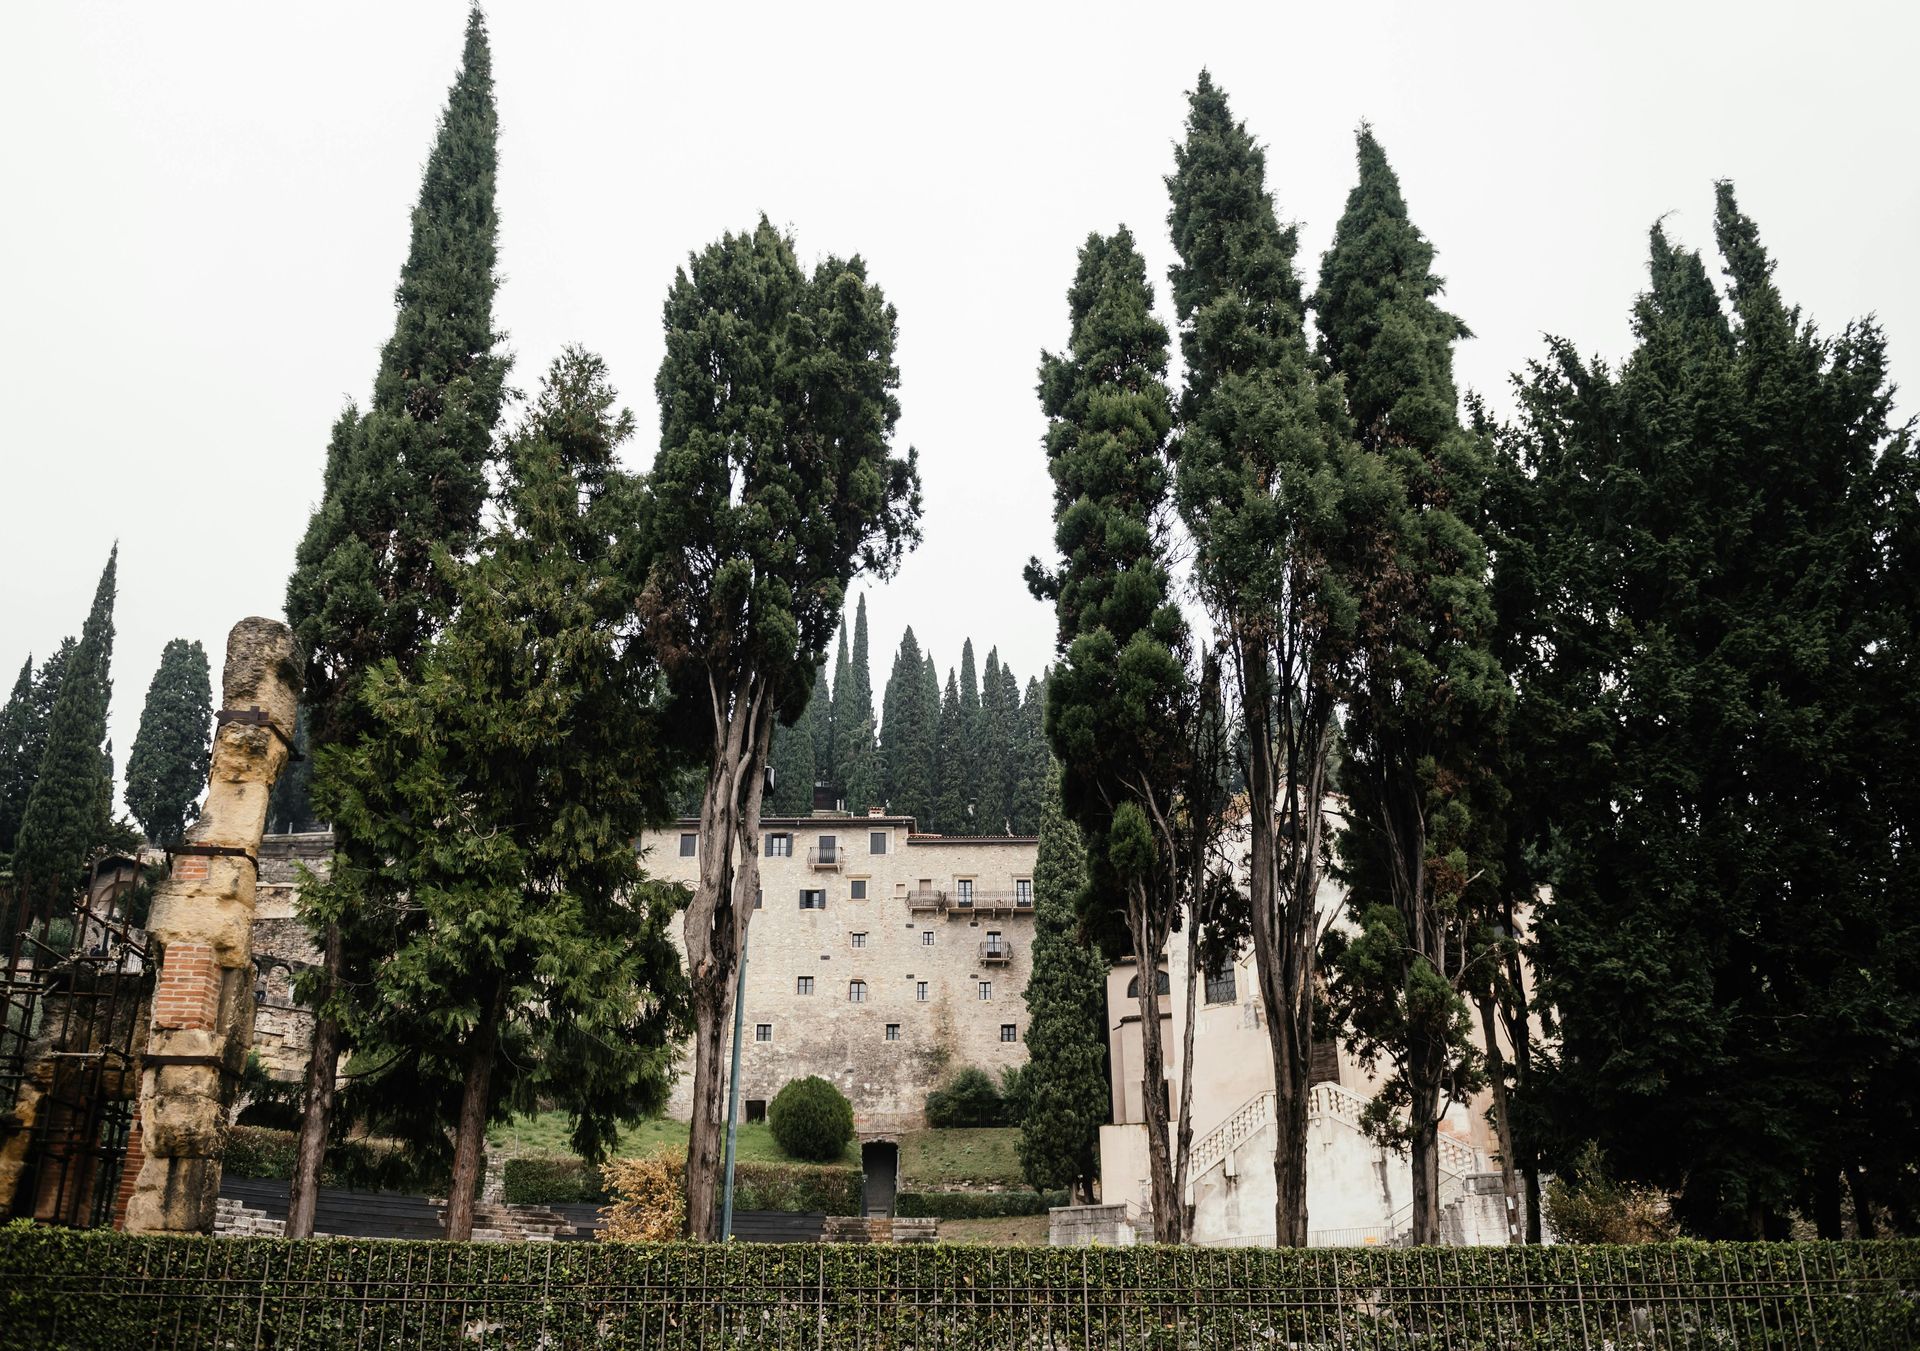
xmin=2 ymin=1227 xmax=1916 ymax=1350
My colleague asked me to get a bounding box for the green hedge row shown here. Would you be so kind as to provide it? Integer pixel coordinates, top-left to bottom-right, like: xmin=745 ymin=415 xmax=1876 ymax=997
xmin=502 ymin=1153 xmax=861 ymax=1215
xmin=897 ymin=1189 xmax=1066 ymax=1219
xmin=3 ymin=1229 xmax=1915 ymax=1350
xmin=222 ymin=1125 xmax=452 ymax=1195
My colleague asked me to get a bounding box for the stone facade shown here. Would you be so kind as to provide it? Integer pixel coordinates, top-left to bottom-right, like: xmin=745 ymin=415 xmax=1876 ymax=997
xmin=646 ymin=813 xmax=1039 ymax=1134
xmin=249 ymin=833 xmax=329 ymax=1082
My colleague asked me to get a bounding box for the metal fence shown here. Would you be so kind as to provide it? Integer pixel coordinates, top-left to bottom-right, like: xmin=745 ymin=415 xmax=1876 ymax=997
xmin=5 ymin=1232 xmax=1917 ymax=1350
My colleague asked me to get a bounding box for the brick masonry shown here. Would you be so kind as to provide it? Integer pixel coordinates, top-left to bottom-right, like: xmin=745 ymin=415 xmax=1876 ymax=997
xmin=647 ymin=814 xmax=1039 ymax=1133
xmin=151 ymin=942 xmax=220 ymax=1032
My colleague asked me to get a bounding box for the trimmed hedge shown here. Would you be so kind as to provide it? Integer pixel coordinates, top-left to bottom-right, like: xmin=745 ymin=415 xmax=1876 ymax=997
xmin=503 ymin=1153 xmax=861 ymax=1215
xmin=221 ymin=1125 xmax=451 ymax=1195
xmin=897 ymin=1189 xmax=1067 ymax=1219
xmin=2 ymin=1229 xmax=1915 ymax=1349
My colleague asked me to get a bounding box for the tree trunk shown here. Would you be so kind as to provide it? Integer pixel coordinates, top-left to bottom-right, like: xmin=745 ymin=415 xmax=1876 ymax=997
xmin=682 ymin=676 xmax=772 ymax=1240
xmin=1172 ymin=913 xmax=1201 ymax=1239
xmin=1129 ymin=887 xmax=1180 ymax=1243
xmin=1409 ymin=1121 xmax=1440 ymax=1245
xmin=1846 ymin=1166 xmax=1877 ymax=1239
xmin=1812 ymin=1171 xmax=1844 ymax=1242
xmin=444 ymin=994 xmax=500 ymax=1242
xmin=286 ymin=922 xmax=341 ymax=1240
xmin=1476 ymin=992 xmax=1523 ymax=1243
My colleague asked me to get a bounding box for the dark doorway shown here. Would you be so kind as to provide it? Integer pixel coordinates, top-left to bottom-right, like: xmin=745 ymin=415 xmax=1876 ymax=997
xmin=861 ymin=1140 xmax=898 ymax=1218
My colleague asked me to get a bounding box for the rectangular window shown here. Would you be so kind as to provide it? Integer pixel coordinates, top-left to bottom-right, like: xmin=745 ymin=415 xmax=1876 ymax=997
xmin=679 ymin=833 xmax=697 ymax=858
xmin=921 ymin=930 xmax=934 ymax=946
xmin=754 ymin=889 xmax=763 ymax=910
xmin=1015 ymin=878 xmax=1033 ymax=906
xmin=870 ymin=831 xmax=888 ymax=855
xmin=978 ymin=980 xmax=992 ymax=1001
xmin=851 ymin=932 xmax=867 ymax=949
xmin=766 ymin=833 xmax=792 ymax=857
xmin=885 ymin=1023 xmax=900 ymax=1041
xmin=1205 ymin=963 xmax=1238 ymax=1006
xmin=956 ymin=878 xmax=974 ymax=906
xmin=800 ymin=890 xmax=826 ymax=910
xmin=746 ymin=1098 xmax=767 ymax=1123
xmin=849 ymin=980 xmax=868 ymax=1003
xmin=818 ymin=835 xmax=836 ymax=864
xmin=1000 ymin=1024 xmax=1017 ymax=1043
xmin=850 ymin=879 xmax=867 ymax=900
xmin=916 ymin=981 xmax=928 ymax=1002
xmin=796 ymin=976 xmax=814 ymax=996
xmin=755 ymin=1023 xmax=772 ymax=1042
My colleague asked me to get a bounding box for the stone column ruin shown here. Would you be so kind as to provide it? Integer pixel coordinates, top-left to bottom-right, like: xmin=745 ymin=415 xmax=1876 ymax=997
xmin=122 ymin=617 xmax=300 ymax=1234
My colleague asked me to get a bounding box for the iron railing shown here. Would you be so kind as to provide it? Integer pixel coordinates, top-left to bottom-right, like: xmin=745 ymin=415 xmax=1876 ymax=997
xmin=806 ymin=846 xmax=842 ymax=871
xmin=3 ymin=1233 xmax=1916 ymax=1349
xmin=977 ymin=938 xmax=1014 ymax=964
xmin=903 ymin=888 xmax=1035 ymax=917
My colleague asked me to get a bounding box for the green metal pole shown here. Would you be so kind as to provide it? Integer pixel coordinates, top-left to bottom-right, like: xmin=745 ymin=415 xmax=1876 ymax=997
xmin=720 ymin=922 xmax=749 ymax=1241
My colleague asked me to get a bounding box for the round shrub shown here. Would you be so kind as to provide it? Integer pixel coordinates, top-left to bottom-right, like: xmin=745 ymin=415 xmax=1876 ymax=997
xmin=768 ymin=1076 xmax=855 ymax=1162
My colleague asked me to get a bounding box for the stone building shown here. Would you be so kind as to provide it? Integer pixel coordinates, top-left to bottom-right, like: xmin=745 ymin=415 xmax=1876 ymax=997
xmin=646 ymin=810 xmax=1038 ymax=1134
xmin=248 ymin=833 xmax=329 ymax=1081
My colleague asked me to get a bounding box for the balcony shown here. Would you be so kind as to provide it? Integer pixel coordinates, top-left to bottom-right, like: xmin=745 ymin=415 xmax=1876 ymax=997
xmin=807 ymin=846 xmax=843 ymax=871
xmin=978 ymin=938 xmax=1014 ymax=965
xmin=903 ymin=889 xmax=1035 ymax=918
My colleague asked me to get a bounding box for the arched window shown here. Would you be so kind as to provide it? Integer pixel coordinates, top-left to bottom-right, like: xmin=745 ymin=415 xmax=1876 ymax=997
xmin=848 ymin=980 xmax=868 ymax=1003
xmin=1125 ymin=969 xmax=1172 ymax=998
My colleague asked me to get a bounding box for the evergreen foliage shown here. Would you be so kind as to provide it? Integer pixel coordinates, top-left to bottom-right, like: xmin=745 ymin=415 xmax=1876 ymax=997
xmin=767 ymin=1075 xmax=856 ymax=1163
xmin=1018 ymin=760 xmax=1108 ymax=1198
xmin=315 ymin=350 xmax=691 ymax=1235
xmin=834 ymin=597 xmax=880 ymax=810
xmin=644 ymin=215 xmax=919 ymax=1237
xmin=264 ymin=704 xmax=317 ymax=834
xmin=1503 ymin=184 xmax=1920 ymax=1237
xmin=1009 ymin=675 xmax=1048 ymax=835
xmin=1312 ymin=126 xmax=1508 ymax=1244
xmin=766 ymin=669 xmax=823 ymax=816
xmin=13 ymin=548 xmax=117 ymax=917
xmin=878 ymin=627 xmax=938 ymax=825
xmin=124 ymin=638 xmax=213 ymax=845
xmin=933 ymin=670 xmax=972 ymax=833
xmin=0 ymin=656 xmax=41 ymax=857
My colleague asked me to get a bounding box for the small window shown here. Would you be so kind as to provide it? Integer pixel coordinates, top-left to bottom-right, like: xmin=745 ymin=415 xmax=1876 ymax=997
xmin=1001 ymin=1024 xmax=1017 ymax=1043
xmin=851 ymin=932 xmax=867 ymax=949
xmin=916 ymin=981 xmax=928 ymax=1002
xmin=849 ymin=980 xmax=868 ymax=1003
xmin=956 ymin=879 xmax=974 ymax=906
xmin=978 ymin=980 xmax=992 ymax=1001
xmin=796 ymin=976 xmax=814 ymax=996
xmin=766 ymin=833 xmax=792 ymax=857
xmin=870 ymin=831 xmax=888 ymax=855
xmin=921 ymin=930 xmax=934 ymax=946
xmin=885 ymin=1023 xmax=900 ymax=1041
xmin=1015 ymin=878 xmax=1033 ymax=906
xmin=679 ymin=833 xmax=697 ymax=858
xmin=799 ymin=889 xmax=826 ymax=910
xmin=755 ymin=1023 xmax=772 ymax=1042
xmin=850 ymin=879 xmax=867 ymax=900
xmin=1205 ymin=963 xmax=1237 ymax=1006
xmin=754 ymin=889 xmax=763 ymax=910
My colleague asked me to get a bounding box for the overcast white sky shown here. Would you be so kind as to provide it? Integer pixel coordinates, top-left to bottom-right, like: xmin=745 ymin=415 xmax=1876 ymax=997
xmin=3 ymin=1 xmax=1915 ymax=801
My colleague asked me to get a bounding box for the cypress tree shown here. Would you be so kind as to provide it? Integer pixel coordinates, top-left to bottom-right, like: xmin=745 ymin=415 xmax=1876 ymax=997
xmin=822 ymin=621 xmax=851 ymax=796
xmin=0 ymin=656 xmax=38 ymax=857
xmin=264 ymin=704 xmax=317 ymax=834
xmin=919 ymin=654 xmax=941 ymax=829
xmin=1313 ymin=126 xmax=1508 ymax=1246
xmin=124 ymin=639 xmax=214 ymax=846
xmin=933 ymin=671 xmax=971 ymax=833
xmin=280 ymin=6 xmax=509 ymax=1240
xmin=879 ymin=627 xmax=938 ymax=827
xmin=766 ymin=669 xmax=822 ymax=816
xmin=978 ymin=649 xmax=1010 ymax=832
xmin=836 ymin=596 xmax=880 ymax=811
xmin=1009 ymin=674 xmax=1048 ymax=835
xmin=1018 ymin=759 xmax=1109 ymax=1199
xmin=14 ymin=548 xmax=117 ymax=920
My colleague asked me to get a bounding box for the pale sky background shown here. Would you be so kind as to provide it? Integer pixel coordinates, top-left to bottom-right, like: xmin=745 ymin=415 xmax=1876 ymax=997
xmin=3 ymin=1 xmax=1915 ymax=805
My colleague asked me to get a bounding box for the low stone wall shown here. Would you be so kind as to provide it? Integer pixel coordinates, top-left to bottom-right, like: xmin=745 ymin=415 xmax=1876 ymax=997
xmin=821 ymin=1214 xmax=940 ymax=1244
xmin=1048 ymin=1203 xmax=1136 ymax=1247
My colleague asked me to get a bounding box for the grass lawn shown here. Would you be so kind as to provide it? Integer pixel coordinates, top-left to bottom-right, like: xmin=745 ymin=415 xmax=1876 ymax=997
xmin=487 ymin=1114 xmax=859 ymax=1167
xmin=937 ymin=1214 xmax=1050 ymax=1245
xmin=897 ymin=1127 xmax=1024 ymax=1188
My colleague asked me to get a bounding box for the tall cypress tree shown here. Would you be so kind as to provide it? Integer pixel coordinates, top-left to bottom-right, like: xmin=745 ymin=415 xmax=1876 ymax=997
xmin=978 ymin=649 xmax=1011 ymax=832
xmin=0 ymin=657 xmax=39 ymax=857
xmin=919 ymin=653 xmax=941 ymax=829
xmin=124 ymin=639 xmax=214 ymax=846
xmin=766 ymin=672 xmax=821 ymax=817
xmin=879 ymin=627 xmax=938 ymax=827
xmin=1313 ymin=127 xmax=1508 ymax=1245
xmin=1009 ymin=673 xmax=1048 ymax=835
xmin=14 ymin=548 xmax=117 ymax=920
xmin=1 ymin=643 xmax=79 ymax=862
xmin=1512 ymin=185 xmax=1920 ymax=1238
xmin=264 ymin=704 xmax=317 ymax=834
xmin=1018 ymin=759 xmax=1109 ymax=1199
xmin=821 ymin=621 xmax=850 ymax=796
xmin=280 ymin=6 xmax=509 ymax=1240
xmin=933 ymin=670 xmax=971 ymax=833
xmin=836 ymin=596 xmax=880 ymax=811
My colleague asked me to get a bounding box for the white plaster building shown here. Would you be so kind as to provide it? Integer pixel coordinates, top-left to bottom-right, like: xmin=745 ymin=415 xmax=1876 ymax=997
xmin=644 ymin=810 xmax=1038 ymax=1134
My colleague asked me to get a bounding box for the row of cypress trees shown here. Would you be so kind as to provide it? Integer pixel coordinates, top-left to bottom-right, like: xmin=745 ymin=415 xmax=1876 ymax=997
xmin=765 ymin=612 xmax=1050 ymax=836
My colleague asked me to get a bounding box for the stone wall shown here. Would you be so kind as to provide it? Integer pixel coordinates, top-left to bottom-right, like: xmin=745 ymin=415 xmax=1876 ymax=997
xmin=1048 ymin=1203 xmax=1137 ymax=1247
xmin=248 ymin=834 xmax=329 ymax=1082
xmin=646 ymin=815 xmax=1039 ymax=1133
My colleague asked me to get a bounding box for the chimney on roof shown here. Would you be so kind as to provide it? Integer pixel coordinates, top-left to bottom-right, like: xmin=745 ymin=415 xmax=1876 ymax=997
xmin=868 ymin=806 xmax=885 ymax=818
